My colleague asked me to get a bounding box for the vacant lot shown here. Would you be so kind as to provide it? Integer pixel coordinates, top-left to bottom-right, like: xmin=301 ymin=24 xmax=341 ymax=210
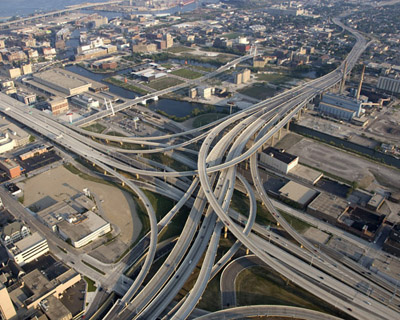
xmin=147 ymin=77 xmax=184 ymax=90
xmin=171 ymin=68 xmax=203 ymax=79
xmin=22 ymin=165 xmax=142 ymax=246
xmin=288 ymin=138 xmax=400 ymax=191
xmin=239 ymin=83 xmax=277 ymax=100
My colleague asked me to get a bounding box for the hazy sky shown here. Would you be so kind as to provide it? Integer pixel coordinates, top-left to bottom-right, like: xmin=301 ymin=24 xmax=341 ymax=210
xmin=0 ymin=0 xmax=109 ymax=18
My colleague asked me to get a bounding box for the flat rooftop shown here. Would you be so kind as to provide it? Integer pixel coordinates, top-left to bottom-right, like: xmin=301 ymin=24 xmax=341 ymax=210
xmin=279 ymin=181 xmax=317 ymax=206
xmin=57 ymin=210 xmax=109 ymax=243
xmin=289 ymin=164 xmax=323 ymax=185
xmin=33 ymin=68 xmax=91 ymax=90
xmin=263 ymin=147 xmax=298 ymax=164
xmin=13 ymin=232 xmax=45 ymax=252
xmin=307 ymin=192 xmax=349 ymax=219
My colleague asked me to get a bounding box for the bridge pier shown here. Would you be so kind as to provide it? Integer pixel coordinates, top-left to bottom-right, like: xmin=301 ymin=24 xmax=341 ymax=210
xmin=246 ymin=248 xmax=250 ymax=255
xmin=270 ymin=135 xmax=275 ymax=147
xmin=286 ymin=121 xmax=290 ymax=132
xmin=224 ymin=226 xmax=228 ymax=239
xmin=136 ymin=173 xmax=140 ymax=179
xmin=278 ymin=128 xmax=282 ymax=140
xmin=120 ymin=141 xmax=123 ymax=146
xmin=122 ymin=181 xmax=125 ymax=187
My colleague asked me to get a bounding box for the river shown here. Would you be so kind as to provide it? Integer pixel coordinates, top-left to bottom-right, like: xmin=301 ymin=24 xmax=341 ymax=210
xmin=66 ymin=64 xmax=222 ymax=117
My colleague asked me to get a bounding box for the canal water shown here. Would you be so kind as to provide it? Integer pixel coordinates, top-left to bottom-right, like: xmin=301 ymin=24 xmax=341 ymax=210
xmin=65 ymin=64 xmax=222 ymax=117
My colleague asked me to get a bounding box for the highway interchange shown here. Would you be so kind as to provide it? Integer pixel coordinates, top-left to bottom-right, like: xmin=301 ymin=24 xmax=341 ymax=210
xmin=1 ymin=11 xmax=400 ymax=320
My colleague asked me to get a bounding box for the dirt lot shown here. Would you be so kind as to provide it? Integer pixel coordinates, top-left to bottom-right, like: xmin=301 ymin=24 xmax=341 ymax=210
xmin=22 ymin=166 xmax=142 ymax=247
xmin=287 ymin=137 xmax=400 ymax=192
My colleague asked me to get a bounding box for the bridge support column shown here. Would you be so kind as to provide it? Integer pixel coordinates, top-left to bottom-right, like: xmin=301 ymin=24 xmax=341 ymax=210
xmin=122 ymin=181 xmax=125 ymax=187
xmin=92 ymin=162 xmax=95 ymax=167
xmin=270 ymin=135 xmax=275 ymax=147
xmin=245 ymin=161 xmax=249 ymax=170
xmin=286 ymin=121 xmax=290 ymax=132
xmin=246 ymin=248 xmax=250 ymax=255
xmin=278 ymin=128 xmax=282 ymax=140
xmin=106 ymin=139 xmax=109 ymax=144
xmin=224 ymin=226 xmax=228 ymax=239
xmin=136 ymin=173 xmax=140 ymax=179
xmin=104 ymin=170 xmax=107 ymax=175
xmin=120 ymin=141 xmax=123 ymax=146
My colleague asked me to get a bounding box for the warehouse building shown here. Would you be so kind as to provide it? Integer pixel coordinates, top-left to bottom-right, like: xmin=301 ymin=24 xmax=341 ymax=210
xmin=278 ymin=181 xmax=318 ymax=208
xmin=377 ymin=76 xmax=400 ymax=94
xmin=31 ymin=68 xmax=92 ymax=96
xmin=307 ymin=192 xmax=349 ymax=224
xmin=259 ymin=147 xmax=299 ymax=174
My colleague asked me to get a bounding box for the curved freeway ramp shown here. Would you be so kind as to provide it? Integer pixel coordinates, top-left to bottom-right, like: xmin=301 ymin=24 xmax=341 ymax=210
xmin=220 ymin=255 xmax=263 ymax=309
xmin=194 ymin=305 xmax=343 ymax=320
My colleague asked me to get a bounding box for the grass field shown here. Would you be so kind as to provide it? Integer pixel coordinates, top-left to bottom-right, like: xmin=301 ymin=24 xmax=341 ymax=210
xmin=167 ymin=46 xmax=194 ymax=53
xmin=147 ymin=77 xmax=184 ymax=90
xmin=84 ymin=276 xmax=97 ymax=292
xmin=83 ymin=123 xmax=106 ymax=134
xmin=171 ymin=68 xmax=203 ymax=79
xmin=256 ymin=72 xmax=292 ymax=84
xmin=236 ymin=266 xmax=351 ymax=319
xmin=103 ymin=77 xmax=149 ymax=95
xmin=192 ymin=113 xmax=227 ymax=128
xmin=239 ymin=83 xmax=277 ymax=100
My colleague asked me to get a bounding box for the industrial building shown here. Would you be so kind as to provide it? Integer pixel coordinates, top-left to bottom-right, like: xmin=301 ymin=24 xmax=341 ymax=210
xmin=383 ymin=224 xmax=400 ymax=257
xmin=278 ymin=181 xmax=318 ymax=208
xmin=259 ymin=147 xmax=299 ymax=174
xmin=31 ymin=68 xmax=92 ymax=96
xmin=48 ymin=97 xmax=69 ymax=115
xmin=337 ymin=206 xmax=385 ymax=241
xmin=6 ymin=232 xmax=49 ymax=266
xmin=307 ymin=192 xmax=349 ymax=224
xmin=0 ymin=158 xmax=22 ymax=178
xmin=377 ymin=76 xmax=400 ymax=94
xmin=318 ymin=93 xmax=363 ymax=121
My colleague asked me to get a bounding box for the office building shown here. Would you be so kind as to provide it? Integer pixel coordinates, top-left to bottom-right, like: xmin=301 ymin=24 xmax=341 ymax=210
xmin=6 ymin=232 xmax=49 ymax=266
xmin=198 ymin=86 xmax=212 ymax=99
xmin=58 ymin=210 xmax=111 ymax=248
xmin=0 ymin=283 xmax=16 ymax=320
xmin=0 ymin=158 xmax=22 ymax=178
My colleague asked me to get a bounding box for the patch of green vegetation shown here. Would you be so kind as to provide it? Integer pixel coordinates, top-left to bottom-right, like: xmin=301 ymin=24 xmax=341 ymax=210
xmin=279 ymin=210 xmax=310 ymax=233
xmin=143 ymin=152 xmax=191 ymax=172
xmin=146 ymin=77 xmax=184 ymax=90
xmin=106 ymin=131 xmax=126 ymax=137
xmin=82 ymin=260 xmax=106 ymax=275
xmin=84 ymin=276 xmax=97 ymax=292
xmin=29 ymin=135 xmax=36 ymax=143
xmin=239 ymin=83 xmax=277 ymax=100
xmin=256 ymin=73 xmax=291 ymax=84
xmin=103 ymin=77 xmax=149 ymax=95
xmin=83 ymin=123 xmax=107 ymax=134
xmin=192 ymin=113 xmax=227 ymax=128
xmin=143 ymin=190 xmax=175 ymax=221
xmin=190 ymin=65 xmax=214 ymax=72
xmin=236 ymin=266 xmax=352 ymax=319
xmin=171 ymin=68 xmax=203 ymax=79
xmin=17 ymin=196 xmax=24 ymax=204
xmin=167 ymin=46 xmax=193 ymax=53
xmin=231 ymin=190 xmax=276 ymax=227
xmin=161 ymin=63 xmax=174 ymax=69
xmin=158 ymin=206 xmax=190 ymax=242
xmin=222 ymin=32 xmax=242 ymax=39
